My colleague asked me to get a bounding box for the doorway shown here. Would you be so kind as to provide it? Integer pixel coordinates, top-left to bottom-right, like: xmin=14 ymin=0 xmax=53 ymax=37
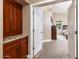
xmin=30 ymin=0 xmax=76 ymax=58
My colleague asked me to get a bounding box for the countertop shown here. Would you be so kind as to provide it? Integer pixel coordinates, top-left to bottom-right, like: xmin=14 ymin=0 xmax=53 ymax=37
xmin=3 ymin=34 xmax=28 ymax=44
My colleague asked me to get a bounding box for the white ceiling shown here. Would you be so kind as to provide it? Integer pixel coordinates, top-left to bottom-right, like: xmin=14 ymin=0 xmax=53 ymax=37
xmin=41 ymin=1 xmax=72 ymax=14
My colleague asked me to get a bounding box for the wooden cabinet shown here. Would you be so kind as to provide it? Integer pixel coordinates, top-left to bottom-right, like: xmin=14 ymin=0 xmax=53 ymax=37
xmin=13 ymin=3 xmax=22 ymax=35
xmin=3 ymin=0 xmax=22 ymax=38
xmin=3 ymin=39 xmax=20 ymax=58
xmin=3 ymin=36 xmax=28 ymax=58
xmin=3 ymin=0 xmax=13 ymax=37
xmin=4 ymin=47 xmax=17 ymax=58
xmin=51 ymin=26 xmax=57 ymax=40
xmin=20 ymin=38 xmax=28 ymax=58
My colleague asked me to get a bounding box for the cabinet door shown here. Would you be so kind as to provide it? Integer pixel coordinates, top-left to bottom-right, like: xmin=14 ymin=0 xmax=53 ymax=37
xmin=4 ymin=48 xmax=17 ymax=58
xmin=3 ymin=0 xmax=14 ymax=37
xmin=3 ymin=39 xmax=20 ymax=58
xmin=14 ymin=5 xmax=22 ymax=35
xmin=20 ymin=42 xmax=27 ymax=58
xmin=20 ymin=37 xmax=28 ymax=58
xmin=3 ymin=0 xmax=22 ymax=38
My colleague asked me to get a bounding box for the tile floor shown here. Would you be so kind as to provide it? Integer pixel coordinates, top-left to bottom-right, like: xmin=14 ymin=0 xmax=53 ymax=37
xmin=35 ymin=35 xmax=69 ymax=58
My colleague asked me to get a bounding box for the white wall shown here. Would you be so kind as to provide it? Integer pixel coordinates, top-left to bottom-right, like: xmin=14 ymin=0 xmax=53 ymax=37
xmin=0 ymin=0 xmax=3 ymax=58
xmin=23 ymin=5 xmax=30 ymax=36
xmin=43 ymin=11 xmax=52 ymax=40
xmin=28 ymin=0 xmax=50 ymax=4
xmin=53 ymin=13 xmax=68 ymax=35
xmin=68 ymin=2 xmax=75 ymax=58
xmin=22 ymin=5 xmax=30 ymax=54
xmin=53 ymin=13 xmax=68 ymax=25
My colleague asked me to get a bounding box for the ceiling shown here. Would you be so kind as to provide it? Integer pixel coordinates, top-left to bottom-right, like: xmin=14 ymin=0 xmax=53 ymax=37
xmin=41 ymin=1 xmax=72 ymax=14
xmin=15 ymin=0 xmax=29 ymax=5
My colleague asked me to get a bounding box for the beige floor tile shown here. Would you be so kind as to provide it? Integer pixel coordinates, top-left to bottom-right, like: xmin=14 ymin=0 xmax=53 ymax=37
xmin=35 ymin=35 xmax=69 ymax=58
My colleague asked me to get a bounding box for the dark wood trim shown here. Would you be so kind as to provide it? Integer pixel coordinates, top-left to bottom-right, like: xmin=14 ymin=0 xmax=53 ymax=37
xmin=5 ymin=0 xmax=23 ymax=7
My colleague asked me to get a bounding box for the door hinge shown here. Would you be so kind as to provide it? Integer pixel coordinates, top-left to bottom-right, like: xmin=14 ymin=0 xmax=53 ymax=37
xmin=33 ymin=29 xmax=35 ymax=32
xmin=33 ymin=10 xmax=34 ymax=14
xmin=75 ymin=30 xmax=78 ymax=35
xmin=33 ymin=47 xmax=35 ymax=50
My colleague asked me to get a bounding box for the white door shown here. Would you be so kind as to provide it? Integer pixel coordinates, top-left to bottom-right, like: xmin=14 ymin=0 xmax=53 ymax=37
xmin=33 ymin=7 xmax=43 ymax=56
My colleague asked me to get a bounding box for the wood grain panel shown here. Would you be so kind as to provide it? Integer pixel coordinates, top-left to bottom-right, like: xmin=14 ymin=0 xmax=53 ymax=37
xmin=3 ymin=0 xmax=22 ymax=38
xmin=3 ymin=36 xmax=28 ymax=58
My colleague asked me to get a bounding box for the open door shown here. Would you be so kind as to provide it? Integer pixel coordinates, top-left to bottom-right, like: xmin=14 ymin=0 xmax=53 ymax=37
xmin=33 ymin=7 xmax=43 ymax=56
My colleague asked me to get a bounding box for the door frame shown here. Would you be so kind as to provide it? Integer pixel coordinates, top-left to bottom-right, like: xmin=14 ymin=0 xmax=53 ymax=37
xmin=29 ymin=0 xmax=76 ymax=59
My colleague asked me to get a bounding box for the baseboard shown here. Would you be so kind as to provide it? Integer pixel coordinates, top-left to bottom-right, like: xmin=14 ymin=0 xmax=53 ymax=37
xmin=27 ymin=54 xmax=30 ymax=58
xmin=34 ymin=49 xmax=42 ymax=58
xmin=76 ymin=57 xmax=78 ymax=59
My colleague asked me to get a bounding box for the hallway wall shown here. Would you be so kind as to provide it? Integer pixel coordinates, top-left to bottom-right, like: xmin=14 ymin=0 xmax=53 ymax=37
xmin=23 ymin=5 xmax=30 ymax=36
xmin=53 ymin=13 xmax=68 ymax=35
xmin=0 ymin=0 xmax=3 ymax=58
xmin=53 ymin=13 xmax=68 ymax=25
xmin=23 ymin=5 xmax=30 ymax=54
xmin=43 ymin=11 xmax=52 ymax=40
xmin=68 ymin=2 xmax=75 ymax=57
